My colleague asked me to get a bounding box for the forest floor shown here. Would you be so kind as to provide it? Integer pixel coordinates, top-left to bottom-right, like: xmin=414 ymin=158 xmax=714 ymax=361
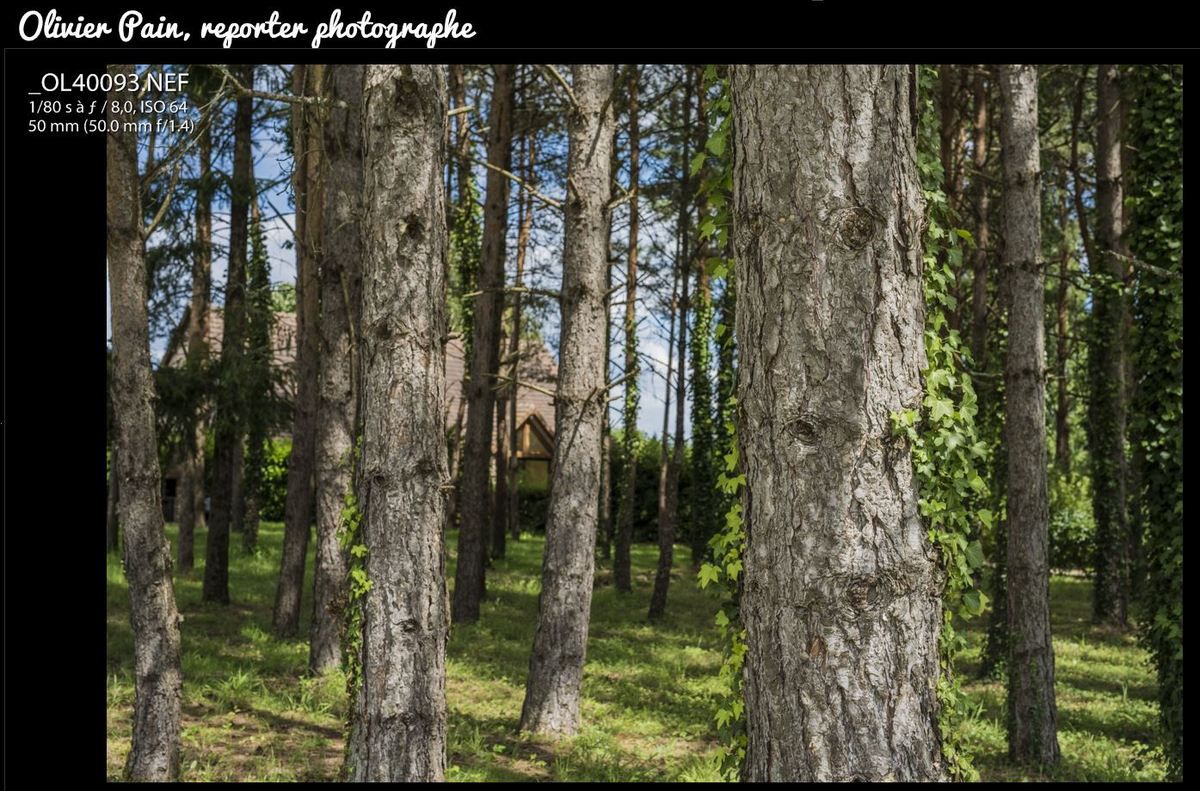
xmin=106 ymin=522 xmax=1167 ymax=781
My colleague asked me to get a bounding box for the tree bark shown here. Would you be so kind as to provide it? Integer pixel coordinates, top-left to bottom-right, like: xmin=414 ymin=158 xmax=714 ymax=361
xmin=1088 ymin=63 xmax=1130 ymax=627
xmin=242 ymin=201 xmax=273 ymax=556
xmin=107 ymin=444 xmax=121 ymax=554
xmin=689 ymin=80 xmax=717 ymax=570
xmin=969 ymin=68 xmax=991 ymax=373
xmin=347 ymin=63 xmax=450 ymax=782
xmin=445 ymin=397 xmax=466 ymax=535
xmin=1054 ymin=179 xmax=1072 ymax=474
xmin=519 ymin=64 xmax=614 ymax=737
xmin=274 ymin=64 xmax=325 ymax=635
xmin=108 ymin=63 xmax=183 ymax=780
xmin=730 ymin=65 xmax=945 ymax=782
xmin=493 ymin=379 xmax=510 ymax=557
xmin=650 ymin=71 xmax=692 ymax=622
xmin=648 ymin=280 xmax=678 ymax=621
xmin=614 ymin=64 xmax=640 ymax=594
xmin=508 ymin=130 xmax=537 ymax=541
xmin=231 ymin=433 xmax=246 ymax=536
xmin=177 ymin=109 xmax=213 ymax=571
xmin=999 ymin=63 xmax=1061 ymax=768
xmin=454 ymin=64 xmax=515 ymax=623
xmin=310 ymin=64 xmax=365 ymax=675
xmin=203 ymin=65 xmax=254 ymax=605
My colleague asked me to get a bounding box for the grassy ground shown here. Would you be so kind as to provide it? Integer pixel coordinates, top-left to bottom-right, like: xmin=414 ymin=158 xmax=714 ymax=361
xmin=107 ymin=523 xmax=1166 ymax=781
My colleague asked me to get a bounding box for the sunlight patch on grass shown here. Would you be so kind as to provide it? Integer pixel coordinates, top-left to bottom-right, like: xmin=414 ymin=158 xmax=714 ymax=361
xmin=108 ymin=527 xmax=1165 ymax=781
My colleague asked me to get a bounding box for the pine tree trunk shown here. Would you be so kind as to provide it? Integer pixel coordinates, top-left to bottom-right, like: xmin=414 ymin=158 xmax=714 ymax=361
xmin=231 ymin=439 xmax=245 ymax=535
xmin=507 ymin=131 xmax=536 ymax=542
xmin=347 ymin=64 xmax=450 ymax=782
xmin=599 ymin=120 xmax=621 ymax=564
xmin=1089 ymin=63 xmax=1130 ymax=627
xmin=454 ymin=64 xmax=515 ymax=624
xmin=274 ymin=64 xmax=325 ymax=635
xmin=999 ymin=63 xmax=1061 ymax=768
xmin=688 ymin=79 xmax=717 ymax=570
xmin=648 ymin=279 xmax=678 ymax=621
xmin=310 ymin=64 xmax=365 ymax=675
xmin=493 ymin=388 xmax=510 ymax=557
xmin=107 ymin=444 xmax=121 ymax=554
xmin=178 ymin=113 xmax=211 ymax=571
xmin=108 ymin=63 xmax=183 ymax=780
xmin=243 ymin=181 xmax=273 ymax=560
xmin=614 ymin=64 xmax=641 ymax=594
xmin=970 ymin=69 xmax=991 ymax=373
xmin=203 ymin=65 xmax=254 ymax=605
xmin=519 ymin=64 xmax=614 ymax=737
xmin=730 ymin=65 xmax=945 ymax=782
xmin=599 ymin=424 xmax=612 ymax=560
xmin=445 ymin=398 xmax=465 ymax=535
xmin=175 ymin=425 xmax=203 ymax=570
xmin=1054 ymin=181 xmax=1072 ymax=474
xmin=650 ymin=73 xmax=692 ymax=622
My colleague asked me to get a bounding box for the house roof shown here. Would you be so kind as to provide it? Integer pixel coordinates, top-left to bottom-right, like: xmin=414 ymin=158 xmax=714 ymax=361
xmin=161 ymin=310 xmax=299 ymax=371
xmin=444 ymin=336 xmax=558 ymax=436
xmin=166 ymin=310 xmax=558 ymax=438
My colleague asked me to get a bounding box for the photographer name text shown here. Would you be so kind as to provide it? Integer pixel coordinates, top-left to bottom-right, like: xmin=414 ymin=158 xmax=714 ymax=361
xmin=18 ymin=8 xmax=476 ymax=49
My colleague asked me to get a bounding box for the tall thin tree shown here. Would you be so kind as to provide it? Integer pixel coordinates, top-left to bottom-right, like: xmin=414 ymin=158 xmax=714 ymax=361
xmin=203 ymin=65 xmax=254 ymax=605
xmin=108 ymin=62 xmax=183 ymax=780
xmin=242 ymin=200 xmax=273 ymax=553
xmin=519 ymin=64 xmax=615 ymax=737
xmin=346 ymin=64 xmax=450 ymax=781
xmin=454 ymin=64 xmax=516 ymax=623
xmin=507 ymin=127 xmax=538 ymax=541
xmin=998 ymin=62 xmax=1061 ymax=768
xmin=649 ymin=69 xmax=692 ymax=621
xmin=614 ymin=63 xmax=641 ymax=593
xmin=1088 ymin=63 xmax=1131 ymax=627
xmin=310 ymin=63 xmax=365 ymax=675
xmin=274 ymin=64 xmax=326 ymax=634
xmin=177 ymin=85 xmax=213 ymax=572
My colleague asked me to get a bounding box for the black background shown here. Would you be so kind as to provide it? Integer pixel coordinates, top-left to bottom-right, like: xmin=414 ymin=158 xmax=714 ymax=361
xmin=1 ymin=1 xmax=1190 ymax=784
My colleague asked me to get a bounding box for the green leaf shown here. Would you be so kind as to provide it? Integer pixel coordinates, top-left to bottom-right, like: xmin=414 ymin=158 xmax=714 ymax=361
xmin=706 ymin=132 xmax=726 ymax=157
xmin=965 ymin=540 xmax=983 ymax=570
xmin=698 ymin=563 xmax=722 ymax=589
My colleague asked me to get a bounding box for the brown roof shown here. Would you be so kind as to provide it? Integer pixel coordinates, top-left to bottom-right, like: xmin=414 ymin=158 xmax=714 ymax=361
xmin=444 ymin=337 xmax=558 ymax=436
xmin=161 ymin=310 xmax=298 ymax=371
xmin=167 ymin=311 xmax=558 ymax=438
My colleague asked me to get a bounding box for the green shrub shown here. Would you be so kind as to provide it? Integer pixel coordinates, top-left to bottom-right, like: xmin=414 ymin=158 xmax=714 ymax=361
xmin=258 ymin=438 xmax=291 ymax=522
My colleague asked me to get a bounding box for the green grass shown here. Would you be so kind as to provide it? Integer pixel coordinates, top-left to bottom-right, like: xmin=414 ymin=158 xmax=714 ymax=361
xmin=107 ymin=525 xmax=1166 ymax=781
xmin=957 ymin=573 xmax=1167 ymax=781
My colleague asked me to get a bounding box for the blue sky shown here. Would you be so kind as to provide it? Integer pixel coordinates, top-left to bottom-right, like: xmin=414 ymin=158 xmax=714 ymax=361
xmin=108 ymin=65 xmax=697 ymax=442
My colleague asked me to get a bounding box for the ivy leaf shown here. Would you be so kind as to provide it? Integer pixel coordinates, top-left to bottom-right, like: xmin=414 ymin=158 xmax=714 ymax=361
xmin=965 ymin=540 xmax=983 ymax=570
xmin=706 ymin=132 xmax=726 ymax=157
xmin=698 ymin=563 xmax=722 ymax=589
xmin=963 ymin=590 xmax=985 ymax=616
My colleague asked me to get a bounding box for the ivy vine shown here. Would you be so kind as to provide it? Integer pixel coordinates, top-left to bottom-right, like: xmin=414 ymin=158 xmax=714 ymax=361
xmin=689 ymin=66 xmax=745 ymax=781
xmin=1127 ymin=63 xmax=1183 ymax=782
xmin=901 ymin=63 xmax=991 ymax=781
xmin=338 ymin=438 xmax=370 ymax=776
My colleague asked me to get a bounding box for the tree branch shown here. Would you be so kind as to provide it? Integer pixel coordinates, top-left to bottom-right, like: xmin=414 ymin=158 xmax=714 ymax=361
xmin=537 ymin=65 xmax=580 ymax=112
xmin=143 ymin=161 xmax=182 ymax=240
xmin=489 ymin=373 xmax=557 ymax=400
xmin=464 ymin=154 xmax=562 ymax=210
